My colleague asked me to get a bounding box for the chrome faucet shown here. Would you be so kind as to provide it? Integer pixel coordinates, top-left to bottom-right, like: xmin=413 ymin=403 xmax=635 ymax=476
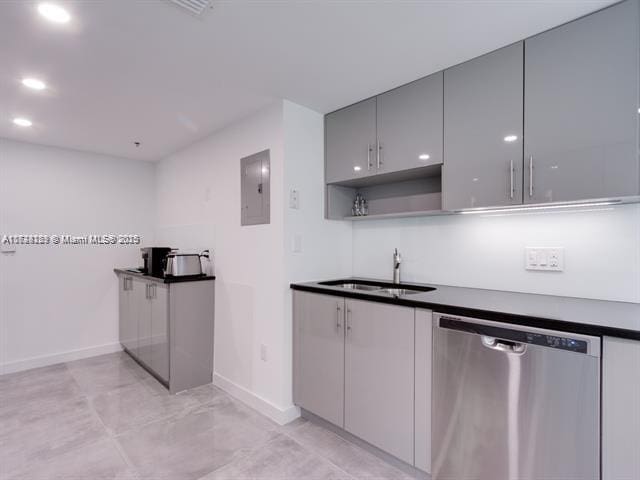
xmin=393 ymin=248 xmax=402 ymax=284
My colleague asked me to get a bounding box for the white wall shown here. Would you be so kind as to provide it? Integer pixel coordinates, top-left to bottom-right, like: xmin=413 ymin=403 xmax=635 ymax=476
xmin=0 ymin=139 xmax=155 ymax=373
xmin=155 ymin=101 xmax=353 ymax=421
xmin=282 ymin=100 xmax=352 ymax=406
xmin=352 ymin=204 xmax=640 ymax=303
xmin=156 ymin=103 xmax=290 ymax=415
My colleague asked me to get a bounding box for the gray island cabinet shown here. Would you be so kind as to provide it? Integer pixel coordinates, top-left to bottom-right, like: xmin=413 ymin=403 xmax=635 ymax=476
xmin=115 ymin=270 xmax=215 ymax=393
xmin=293 ymin=291 xmax=432 ymax=473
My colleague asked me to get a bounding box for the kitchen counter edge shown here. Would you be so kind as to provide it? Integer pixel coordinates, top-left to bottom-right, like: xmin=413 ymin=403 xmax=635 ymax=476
xmin=114 ymin=268 xmax=215 ymax=284
xmin=290 ymin=280 xmax=640 ymax=341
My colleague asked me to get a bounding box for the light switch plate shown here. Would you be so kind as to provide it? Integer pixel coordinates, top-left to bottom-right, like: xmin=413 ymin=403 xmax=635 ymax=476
xmin=526 ymin=247 xmax=564 ymax=271
xmin=289 ymin=189 xmax=300 ymax=209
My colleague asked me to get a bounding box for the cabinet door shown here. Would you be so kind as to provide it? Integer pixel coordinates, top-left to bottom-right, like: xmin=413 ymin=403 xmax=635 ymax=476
xmin=132 ymin=279 xmax=151 ymax=367
xmin=524 ymin=0 xmax=640 ymax=204
xmin=414 ymin=309 xmax=432 ymax=473
xmin=293 ymin=292 xmax=345 ymax=427
xmin=443 ymin=43 xmax=524 ymax=210
xmin=325 ymin=98 xmax=377 ymax=183
xmin=150 ymin=283 xmax=169 ymax=383
xmin=118 ymin=276 xmax=136 ymax=353
xmin=377 ymin=72 xmax=443 ymax=174
xmin=602 ymin=337 xmax=640 ymax=480
xmin=345 ymin=299 xmax=414 ymax=464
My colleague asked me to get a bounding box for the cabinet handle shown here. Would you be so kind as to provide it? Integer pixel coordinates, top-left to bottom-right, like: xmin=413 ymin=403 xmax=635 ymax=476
xmin=510 ymin=159 xmax=514 ymax=200
xmin=367 ymin=145 xmax=372 ymax=171
xmin=144 ymin=284 xmax=149 ymax=299
xmin=152 ymin=284 xmax=157 ymax=299
xmin=336 ymin=304 xmax=342 ymax=329
xmin=346 ymin=308 xmax=352 ymax=332
xmin=529 ymin=155 xmax=534 ymax=197
xmin=376 ymin=141 xmax=382 ymax=169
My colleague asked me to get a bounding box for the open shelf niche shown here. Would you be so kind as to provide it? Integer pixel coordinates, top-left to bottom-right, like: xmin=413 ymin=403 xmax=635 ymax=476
xmin=325 ymin=164 xmax=446 ymax=220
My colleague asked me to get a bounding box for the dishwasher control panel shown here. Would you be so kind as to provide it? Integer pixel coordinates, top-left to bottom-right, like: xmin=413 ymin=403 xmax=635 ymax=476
xmin=525 ymin=333 xmax=588 ymax=353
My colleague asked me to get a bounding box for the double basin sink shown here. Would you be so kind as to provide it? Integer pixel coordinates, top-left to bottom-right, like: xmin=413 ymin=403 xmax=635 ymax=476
xmin=319 ymin=279 xmax=435 ymax=297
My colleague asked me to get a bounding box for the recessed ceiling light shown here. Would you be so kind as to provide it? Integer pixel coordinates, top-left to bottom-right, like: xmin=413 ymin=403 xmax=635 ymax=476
xmin=22 ymin=78 xmax=47 ymax=90
xmin=353 ymin=166 xmax=362 ymax=172
xmin=13 ymin=118 xmax=33 ymax=127
xmin=418 ymin=154 xmax=430 ymax=161
xmin=504 ymin=135 xmax=518 ymax=143
xmin=38 ymin=3 xmax=71 ymax=23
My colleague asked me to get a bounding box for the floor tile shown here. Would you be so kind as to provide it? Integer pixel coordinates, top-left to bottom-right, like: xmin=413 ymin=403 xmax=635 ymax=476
xmin=116 ymin=395 xmax=279 ymax=480
xmin=201 ymin=433 xmax=353 ymax=480
xmin=5 ymin=437 xmax=137 ymax=480
xmin=0 ymin=395 xmax=107 ymax=476
xmin=0 ymin=364 xmax=82 ymax=414
xmin=285 ymin=421 xmax=415 ymax=480
xmin=91 ymin=381 xmax=200 ymax=435
xmin=66 ymin=352 xmax=148 ymax=398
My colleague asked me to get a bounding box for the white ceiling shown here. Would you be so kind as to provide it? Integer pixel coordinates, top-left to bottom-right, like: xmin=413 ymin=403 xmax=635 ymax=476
xmin=0 ymin=0 xmax=617 ymax=161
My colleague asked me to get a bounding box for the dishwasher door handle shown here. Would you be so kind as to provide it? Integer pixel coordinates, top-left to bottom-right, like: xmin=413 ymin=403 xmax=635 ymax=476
xmin=481 ymin=336 xmax=526 ymax=354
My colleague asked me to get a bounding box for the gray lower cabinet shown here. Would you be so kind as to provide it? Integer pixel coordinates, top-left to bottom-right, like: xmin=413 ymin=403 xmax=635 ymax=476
xmin=117 ymin=272 xmax=214 ymax=393
xmin=293 ymin=292 xmax=345 ymax=427
xmin=524 ymin=0 xmax=640 ymax=204
xmin=376 ymin=72 xmax=443 ymax=174
xmin=118 ymin=276 xmax=137 ymax=354
xmin=443 ymin=42 xmax=524 ymax=210
xmin=325 ymin=98 xmax=377 ymax=184
xmin=602 ymin=337 xmax=640 ymax=480
xmin=150 ymin=283 xmax=169 ymax=383
xmin=293 ymin=291 xmax=429 ymax=471
xmin=345 ymin=299 xmax=415 ymax=464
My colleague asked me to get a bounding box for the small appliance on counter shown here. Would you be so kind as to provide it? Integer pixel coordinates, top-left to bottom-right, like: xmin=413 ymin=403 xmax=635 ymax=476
xmin=141 ymin=247 xmax=172 ymax=277
xmin=163 ymin=250 xmax=207 ymax=277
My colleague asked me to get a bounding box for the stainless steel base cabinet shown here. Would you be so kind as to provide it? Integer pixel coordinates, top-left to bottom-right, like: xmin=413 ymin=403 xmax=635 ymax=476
xmin=432 ymin=313 xmax=601 ymax=480
xmin=116 ymin=272 xmax=214 ymax=393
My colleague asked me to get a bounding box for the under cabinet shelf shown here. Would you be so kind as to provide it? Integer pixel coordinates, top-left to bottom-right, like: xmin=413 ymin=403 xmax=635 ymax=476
xmin=344 ymin=208 xmax=449 ymax=221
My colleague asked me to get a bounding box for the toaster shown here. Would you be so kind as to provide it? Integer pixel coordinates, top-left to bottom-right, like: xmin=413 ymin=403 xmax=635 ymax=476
xmin=163 ymin=252 xmax=203 ymax=277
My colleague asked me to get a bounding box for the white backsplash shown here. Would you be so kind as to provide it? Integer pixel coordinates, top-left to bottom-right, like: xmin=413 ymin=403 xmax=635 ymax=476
xmin=352 ymin=203 xmax=640 ymax=303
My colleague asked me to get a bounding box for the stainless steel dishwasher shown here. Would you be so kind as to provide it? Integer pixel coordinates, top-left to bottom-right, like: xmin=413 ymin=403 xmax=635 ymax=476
xmin=432 ymin=313 xmax=601 ymax=480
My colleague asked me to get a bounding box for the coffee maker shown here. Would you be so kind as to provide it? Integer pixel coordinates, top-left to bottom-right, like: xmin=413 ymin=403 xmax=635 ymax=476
xmin=140 ymin=247 xmax=172 ymax=277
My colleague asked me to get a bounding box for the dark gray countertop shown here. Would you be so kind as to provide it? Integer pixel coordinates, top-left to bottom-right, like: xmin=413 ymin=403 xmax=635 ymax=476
xmin=114 ymin=268 xmax=215 ymax=284
xmin=291 ymin=277 xmax=640 ymax=340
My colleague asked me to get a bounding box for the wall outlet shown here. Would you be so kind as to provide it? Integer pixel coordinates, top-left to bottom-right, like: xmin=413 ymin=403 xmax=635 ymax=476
xmin=526 ymin=247 xmax=564 ymax=271
xmin=289 ymin=189 xmax=300 ymax=209
xmin=260 ymin=344 xmax=268 ymax=362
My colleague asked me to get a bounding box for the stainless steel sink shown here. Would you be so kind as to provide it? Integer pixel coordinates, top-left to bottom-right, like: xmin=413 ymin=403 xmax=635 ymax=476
xmin=328 ymin=283 xmax=383 ymax=291
xmin=318 ymin=279 xmax=435 ymax=296
xmin=378 ymin=288 xmax=424 ymax=296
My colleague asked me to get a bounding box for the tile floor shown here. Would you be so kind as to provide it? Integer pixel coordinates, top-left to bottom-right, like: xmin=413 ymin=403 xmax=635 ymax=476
xmin=0 ymin=352 xmax=421 ymax=480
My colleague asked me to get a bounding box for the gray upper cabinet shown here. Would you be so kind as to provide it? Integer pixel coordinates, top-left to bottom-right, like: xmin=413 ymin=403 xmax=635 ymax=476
xmin=524 ymin=0 xmax=640 ymax=204
xmin=293 ymin=291 xmax=345 ymax=428
xmin=377 ymin=72 xmax=443 ymax=174
xmin=443 ymin=42 xmax=524 ymax=210
xmin=325 ymin=98 xmax=377 ymax=184
xmin=344 ymin=299 xmax=415 ymax=464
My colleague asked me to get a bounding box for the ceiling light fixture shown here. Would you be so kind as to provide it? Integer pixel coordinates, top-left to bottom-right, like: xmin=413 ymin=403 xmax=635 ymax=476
xmin=418 ymin=154 xmax=430 ymax=161
xmin=22 ymin=78 xmax=47 ymax=90
xmin=13 ymin=118 xmax=33 ymax=127
xmin=37 ymin=3 xmax=71 ymax=23
xmin=459 ymin=201 xmax=619 ymax=215
xmin=353 ymin=166 xmax=362 ymax=172
xmin=503 ymin=135 xmax=518 ymax=143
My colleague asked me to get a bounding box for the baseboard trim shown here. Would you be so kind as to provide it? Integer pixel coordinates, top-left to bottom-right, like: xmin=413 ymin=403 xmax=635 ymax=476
xmin=0 ymin=342 xmax=123 ymax=375
xmin=212 ymin=372 xmax=300 ymax=425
